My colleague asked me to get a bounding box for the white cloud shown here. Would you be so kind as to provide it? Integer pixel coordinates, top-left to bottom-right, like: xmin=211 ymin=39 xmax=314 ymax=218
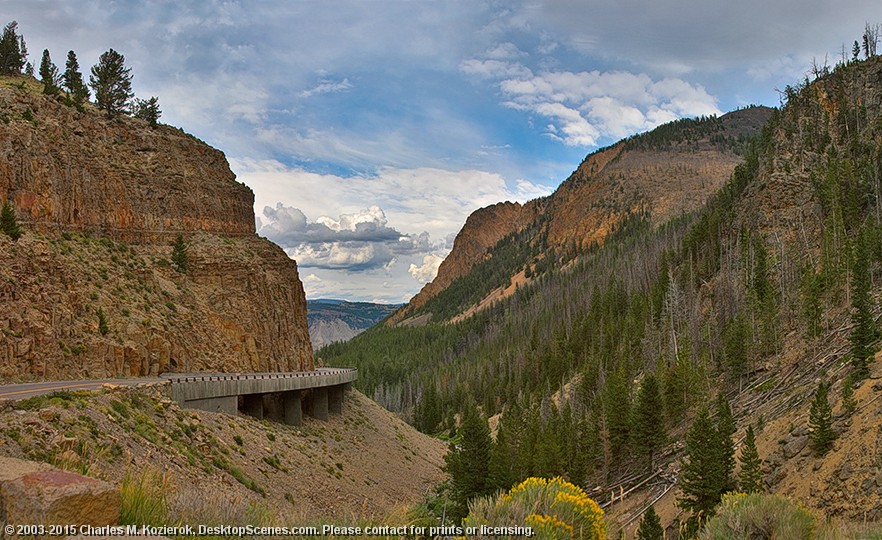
xmin=467 ymin=55 xmax=721 ymax=146
xmin=300 ymin=77 xmax=353 ymax=98
xmin=409 ymin=254 xmax=444 ymax=284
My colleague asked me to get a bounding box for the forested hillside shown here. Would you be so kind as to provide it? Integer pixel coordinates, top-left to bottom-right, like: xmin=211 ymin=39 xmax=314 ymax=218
xmin=323 ymin=50 xmax=882 ymax=533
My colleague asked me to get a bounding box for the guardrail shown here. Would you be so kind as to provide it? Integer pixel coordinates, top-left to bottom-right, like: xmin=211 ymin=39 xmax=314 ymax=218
xmin=161 ymin=368 xmax=357 ymax=384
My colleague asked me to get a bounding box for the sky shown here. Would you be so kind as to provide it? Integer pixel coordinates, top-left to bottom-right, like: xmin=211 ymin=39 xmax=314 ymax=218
xmin=5 ymin=0 xmax=879 ymax=302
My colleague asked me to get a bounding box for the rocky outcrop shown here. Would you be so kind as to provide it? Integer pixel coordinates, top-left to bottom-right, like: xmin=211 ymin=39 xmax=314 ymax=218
xmin=0 ymin=77 xmax=313 ymax=380
xmin=0 ymin=457 xmax=119 ymax=526
xmin=391 ymin=107 xmax=773 ymax=323
xmin=0 ymin=82 xmax=253 ymax=242
xmin=388 ymin=200 xmax=541 ymax=325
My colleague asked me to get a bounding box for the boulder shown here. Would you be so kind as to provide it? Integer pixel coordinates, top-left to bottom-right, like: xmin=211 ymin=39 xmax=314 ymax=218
xmin=0 ymin=457 xmax=119 ymax=526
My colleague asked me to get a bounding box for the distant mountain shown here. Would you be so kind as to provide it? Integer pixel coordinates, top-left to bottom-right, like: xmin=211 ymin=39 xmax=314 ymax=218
xmin=308 ymin=300 xmax=401 ymax=349
xmin=389 ymin=105 xmax=774 ymax=325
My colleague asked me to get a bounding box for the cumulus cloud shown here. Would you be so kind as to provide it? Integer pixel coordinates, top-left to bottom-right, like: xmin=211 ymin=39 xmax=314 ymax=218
xmin=469 ymin=55 xmax=721 ymax=147
xmin=409 ymin=254 xmax=445 ymax=284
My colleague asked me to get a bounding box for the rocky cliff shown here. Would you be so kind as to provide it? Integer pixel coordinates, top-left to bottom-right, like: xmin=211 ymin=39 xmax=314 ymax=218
xmin=388 ymin=200 xmax=541 ymax=325
xmin=392 ymin=106 xmax=774 ymax=324
xmin=0 ymin=76 xmax=313 ymax=382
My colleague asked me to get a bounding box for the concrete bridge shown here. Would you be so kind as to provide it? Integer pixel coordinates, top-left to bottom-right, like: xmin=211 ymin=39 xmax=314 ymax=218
xmin=163 ymin=368 xmax=357 ymax=426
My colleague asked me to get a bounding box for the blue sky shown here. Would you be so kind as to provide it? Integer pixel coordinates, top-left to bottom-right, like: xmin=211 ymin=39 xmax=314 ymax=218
xmin=6 ymin=1 xmax=879 ymax=301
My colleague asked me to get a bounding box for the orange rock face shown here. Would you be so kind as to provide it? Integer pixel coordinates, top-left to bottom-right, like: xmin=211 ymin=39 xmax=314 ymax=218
xmin=0 ymin=80 xmax=313 ymax=380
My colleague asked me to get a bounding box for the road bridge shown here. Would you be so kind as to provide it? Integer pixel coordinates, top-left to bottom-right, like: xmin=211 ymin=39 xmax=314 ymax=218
xmin=163 ymin=367 xmax=357 ymax=426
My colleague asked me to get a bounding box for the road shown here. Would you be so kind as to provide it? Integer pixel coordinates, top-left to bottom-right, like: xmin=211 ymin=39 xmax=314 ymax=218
xmin=0 ymin=368 xmax=355 ymax=401
xmin=0 ymin=377 xmax=165 ymax=400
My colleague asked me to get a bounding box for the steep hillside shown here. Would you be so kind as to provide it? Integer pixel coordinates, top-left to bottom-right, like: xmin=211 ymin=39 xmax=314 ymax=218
xmin=390 ymin=106 xmax=773 ymax=325
xmin=308 ymin=300 xmax=400 ymax=349
xmin=324 ymin=55 xmax=882 ymax=533
xmin=0 ymin=76 xmax=313 ymax=381
xmin=0 ymin=384 xmax=445 ymax=522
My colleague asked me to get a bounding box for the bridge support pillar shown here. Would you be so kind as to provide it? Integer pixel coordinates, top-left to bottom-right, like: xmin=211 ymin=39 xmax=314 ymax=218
xmin=241 ymin=394 xmax=264 ymax=420
xmin=312 ymin=387 xmax=329 ymax=421
xmin=328 ymin=384 xmax=344 ymax=415
xmin=283 ymin=390 xmax=303 ymax=426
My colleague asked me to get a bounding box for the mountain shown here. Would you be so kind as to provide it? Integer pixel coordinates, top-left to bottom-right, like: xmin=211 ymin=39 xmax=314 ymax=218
xmin=308 ymin=300 xmax=400 ymax=349
xmin=0 ymin=75 xmax=313 ymax=380
xmin=389 ymin=106 xmax=773 ymax=326
xmin=323 ymin=55 xmax=882 ymax=531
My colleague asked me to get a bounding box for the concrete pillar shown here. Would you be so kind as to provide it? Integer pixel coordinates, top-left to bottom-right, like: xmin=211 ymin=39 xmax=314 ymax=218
xmin=312 ymin=387 xmax=329 ymax=421
xmin=263 ymin=393 xmax=285 ymax=423
xmin=283 ymin=390 xmax=303 ymax=426
xmin=328 ymin=385 xmax=343 ymax=415
xmin=241 ymin=394 xmax=264 ymax=420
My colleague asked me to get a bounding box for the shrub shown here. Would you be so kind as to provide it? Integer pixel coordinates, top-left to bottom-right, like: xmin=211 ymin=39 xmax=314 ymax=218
xmin=464 ymin=477 xmax=606 ymax=540
xmin=700 ymin=493 xmax=815 ymax=540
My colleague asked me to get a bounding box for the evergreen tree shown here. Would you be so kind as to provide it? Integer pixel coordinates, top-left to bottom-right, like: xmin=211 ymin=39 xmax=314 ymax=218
xmin=631 ymin=373 xmax=665 ymax=468
xmin=490 ymin=399 xmax=525 ymax=489
xmin=849 ymin=228 xmax=876 ymax=380
xmin=853 ymin=40 xmax=862 ymax=61
xmin=678 ymin=406 xmax=728 ymax=518
xmin=604 ymin=365 xmax=632 ymax=458
xmin=89 ymin=48 xmax=133 ymax=118
xmin=715 ymin=393 xmax=737 ymax=494
xmin=133 ymin=96 xmax=161 ymax=127
xmin=808 ymin=381 xmax=836 ymax=456
xmin=636 ymin=505 xmax=664 ymax=540
xmin=841 ymin=380 xmax=856 ymax=415
xmin=171 ymin=234 xmax=188 ymax=273
xmin=62 ymin=50 xmax=90 ymax=110
xmin=0 ymin=21 xmax=26 ymax=75
xmin=97 ymin=308 xmax=109 ymax=336
xmin=0 ymin=201 xmax=22 ymax=241
xmin=737 ymin=424 xmax=763 ymax=493
xmin=39 ymin=49 xmax=60 ymax=95
xmin=415 ymin=382 xmax=441 ymax=433
xmin=443 ymin=403 xmax=493 ymax=523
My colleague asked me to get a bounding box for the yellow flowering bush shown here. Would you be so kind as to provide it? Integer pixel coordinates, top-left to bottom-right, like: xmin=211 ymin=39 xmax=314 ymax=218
xmin=464 ymin=477 xmax=606 ymax=539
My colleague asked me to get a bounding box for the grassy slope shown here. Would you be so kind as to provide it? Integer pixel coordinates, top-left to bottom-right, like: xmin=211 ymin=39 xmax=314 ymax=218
xmin=0 ymin=384 xmax=445 ymax=526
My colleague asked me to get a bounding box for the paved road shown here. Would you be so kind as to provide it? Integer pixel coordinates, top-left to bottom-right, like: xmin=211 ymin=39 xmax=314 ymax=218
xmin=0 ymin=378 xmax=165 ymax=400
xmin=0 ymin=368 xmax=356 ymax=401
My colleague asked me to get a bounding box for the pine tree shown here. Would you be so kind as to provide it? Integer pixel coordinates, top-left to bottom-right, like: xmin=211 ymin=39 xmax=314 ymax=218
xmin=715 ymin=393 xmax=736 ymax=495
xmin=133 ymin=96 xmax=161 ymax=127
xmin=604 ymin=365 xmax=632 ymax=458
xmin=89 ymin=48 xmax=133 ymax=118
xmin=62 ymin=50 xmax=90 ymax=110
xmin=489 ymin=400 xmax=522 ymax=490
xmin=0 ymin=21 xmax=26 ymax=75
xmin=443 ymin=403 xmax=493 ymax=523
xmin=849 ymin=228 xmax=876 ymax=380
xmin=39 ymin=49 xmax=60 ymax=95
xmin=637 ymin=505 xmax=664 ymax=540
xmin=809 ymin=381 xmax=836 ymax=456
xmin=853 ymin=40 xmax=862 ymax=61
xmin=171 ymin=234 xmax=188 ymax=273
xmin=737 ymin=424 xmax=763 ymax=493
xmin=0 ymin=201 xmax=22 ymax=241
xmin=678 ymin=406 xmax=729 ymax=518
xmin=97 ymin=308 xmax=109 ymax=336
xmin=415 ymin=382 xmax=441 ymax=433
xmin=631 ymin=373 xmax=665 ymax=468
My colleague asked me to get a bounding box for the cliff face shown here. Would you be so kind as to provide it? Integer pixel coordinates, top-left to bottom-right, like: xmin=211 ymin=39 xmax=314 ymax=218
xmin=0 ymin=81 xmax=254 ymax=242
xmin=391 ymin=106 xmax=774 ymax=324
xmin=388 ymin=200 xmax=541 ymax=325
xmin=0 ymin=78 xmax=313 ymax=381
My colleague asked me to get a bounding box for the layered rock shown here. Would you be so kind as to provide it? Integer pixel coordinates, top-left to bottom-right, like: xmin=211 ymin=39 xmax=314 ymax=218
xmin=0 ymin=81 xmax=253 ymax=242
xmin=0 ymin=77 xmax=313 ymax=381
